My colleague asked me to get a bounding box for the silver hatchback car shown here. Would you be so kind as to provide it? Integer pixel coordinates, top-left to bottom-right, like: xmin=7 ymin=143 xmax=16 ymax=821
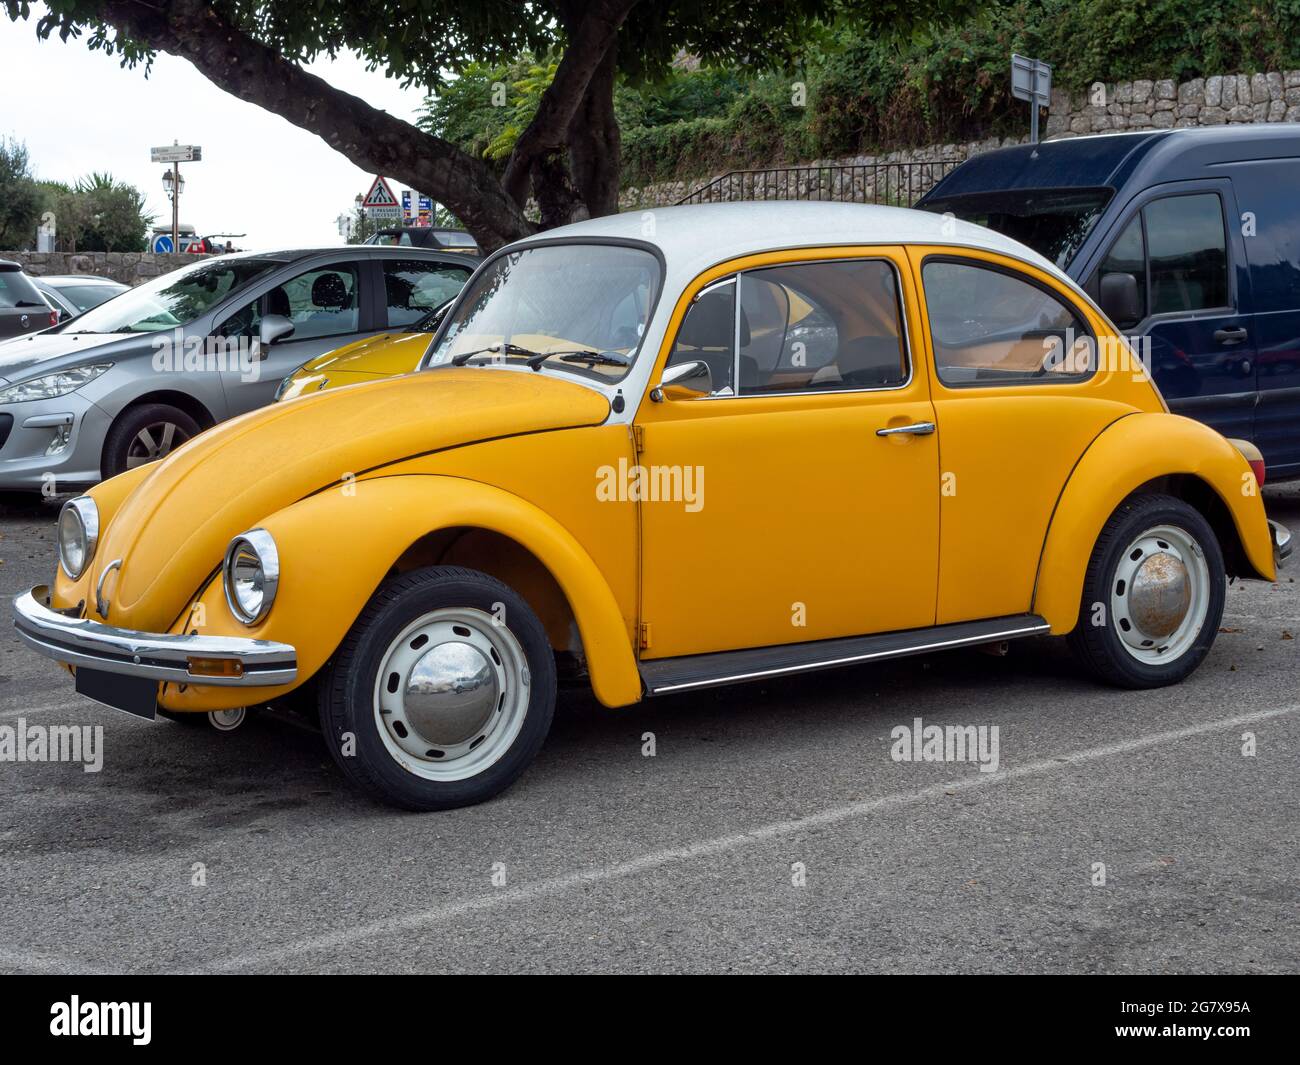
xmin=0 ymin=246 xmax=476 ymax=493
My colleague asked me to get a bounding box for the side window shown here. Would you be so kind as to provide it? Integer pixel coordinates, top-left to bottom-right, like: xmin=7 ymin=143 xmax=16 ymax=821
xmin=665 ymin=278 xmax=736 ymax=394
xmin=216 ymin=298 xmax=261 ymax=339
xmin=1145 ymin=194 xmax=1228 ymax=314
xmin=923 ymin=260 xmax=1094 ymax=386
xmin=1097 ymin=215 xmax=1147 ymax=325
xmin=383 ymin=260 xmax=470 ymax=329
xmin=738 ymin=260 xmax=907 ymax=394
xmin=268 ymin=262 xmax=362 ymax=341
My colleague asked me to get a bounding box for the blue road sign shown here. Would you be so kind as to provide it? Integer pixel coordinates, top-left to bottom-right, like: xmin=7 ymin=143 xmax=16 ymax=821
xmin=152 ymin=234 xmax=174 ymax=253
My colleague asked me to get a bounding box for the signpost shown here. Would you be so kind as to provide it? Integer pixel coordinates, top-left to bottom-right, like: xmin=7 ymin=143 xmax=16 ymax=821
xmin=151 ymin=141 xmax=201 ymax=251
xmin=1011 ymin=54 xmax=1052 ymax=144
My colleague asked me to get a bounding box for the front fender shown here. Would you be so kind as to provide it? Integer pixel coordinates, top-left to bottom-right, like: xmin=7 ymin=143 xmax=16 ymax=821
xmin=1032 ymin=413 xmax=1275 ymax=634
xmin=161 ymin=474 xmax=641 ymax=712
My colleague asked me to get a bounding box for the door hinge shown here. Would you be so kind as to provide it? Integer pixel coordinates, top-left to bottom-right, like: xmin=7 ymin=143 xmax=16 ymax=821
xmin=631 ymin=424 xmax=645 ymax=454
xmin=638 ymin=621 xmax=652 ymax=650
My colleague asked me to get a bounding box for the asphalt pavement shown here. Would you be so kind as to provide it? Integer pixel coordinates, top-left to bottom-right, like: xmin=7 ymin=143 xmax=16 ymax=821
xmin=0 ymin=485 xmax=1295 ymax=974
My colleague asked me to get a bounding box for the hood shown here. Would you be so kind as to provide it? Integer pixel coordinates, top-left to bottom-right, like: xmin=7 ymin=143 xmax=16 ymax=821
xmin=94 ymin=367 xmax=610 ymax=631
xmin=298 ymin=331 xmax=429 ymax=376
xmin=278 ymin=332 xmax=430 ymax=402
xmin=0 ymin=331 xmax=138 ymax=382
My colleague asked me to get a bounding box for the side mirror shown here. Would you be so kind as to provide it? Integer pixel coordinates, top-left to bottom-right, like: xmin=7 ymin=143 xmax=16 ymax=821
xmin=1098 ymin=272 xmax=1141 ymax=326
xmin=651 ymin=359 xmax=712 ymax=402
xmin=259 ymin=314 xmax=296 ymax=348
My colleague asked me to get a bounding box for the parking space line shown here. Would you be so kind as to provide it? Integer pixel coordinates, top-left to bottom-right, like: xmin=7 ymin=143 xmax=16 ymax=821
xmin=204 ymin=703 xmax=1296 ymax=973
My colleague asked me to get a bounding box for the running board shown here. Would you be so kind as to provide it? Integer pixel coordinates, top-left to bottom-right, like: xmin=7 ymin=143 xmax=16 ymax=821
xmin=639 ymin=614 xmax=1051 ymax=695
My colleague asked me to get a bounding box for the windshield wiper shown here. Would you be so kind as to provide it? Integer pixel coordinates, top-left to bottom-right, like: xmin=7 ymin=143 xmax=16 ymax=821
xmin=450 ymin=342 xmax=538 ymax=366
xmin=524 ymin=349 xmax=630 ymax=371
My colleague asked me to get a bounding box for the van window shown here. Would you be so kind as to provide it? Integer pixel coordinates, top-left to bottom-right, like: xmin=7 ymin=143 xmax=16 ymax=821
xmin=1145 ymin=194 xmax=1228 ymax=314
xmin=1095 ymin=194 xmax=1230 ymax=322
xmin=923 ymin=259 xmax=1093 ymax=386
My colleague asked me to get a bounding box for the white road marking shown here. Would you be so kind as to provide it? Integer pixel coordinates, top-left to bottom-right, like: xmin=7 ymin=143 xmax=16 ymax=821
xmin=205 ymin=703 xmax=1297 ymax=973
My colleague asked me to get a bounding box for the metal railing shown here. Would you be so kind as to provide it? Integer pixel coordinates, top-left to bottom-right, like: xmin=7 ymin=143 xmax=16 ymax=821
xmin=675 ymin=161 xmax=962 ymax=208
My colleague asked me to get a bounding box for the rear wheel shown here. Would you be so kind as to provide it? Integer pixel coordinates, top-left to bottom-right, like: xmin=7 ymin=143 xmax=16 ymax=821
xmin=319 ymin=566 xmax=556 ymax=810
xmin=103 ymin=403 xmax=201 ymax=477
xmin=1068 ymin=493 xmax=1225 ymax=688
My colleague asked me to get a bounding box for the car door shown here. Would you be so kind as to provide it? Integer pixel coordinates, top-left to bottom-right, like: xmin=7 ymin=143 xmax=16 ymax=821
xmin=635 ymin=249 xmax=940 ymax=661
xmin=213 ymin=258 xmax=376 ymax=413
xmin=910 ymin=247 xmax=1137 ymax=624
xmin=1085 ymin=182 xmax=1256 ymax=442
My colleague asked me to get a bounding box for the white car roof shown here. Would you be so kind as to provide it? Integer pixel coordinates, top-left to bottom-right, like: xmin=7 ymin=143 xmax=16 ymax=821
xmin=517 ymin=201 xmax=1070 ymax=290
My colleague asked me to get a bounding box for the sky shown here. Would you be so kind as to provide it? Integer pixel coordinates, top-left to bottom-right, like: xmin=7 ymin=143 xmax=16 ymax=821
xmin=0 ymin=6 xmax=433 ymax=250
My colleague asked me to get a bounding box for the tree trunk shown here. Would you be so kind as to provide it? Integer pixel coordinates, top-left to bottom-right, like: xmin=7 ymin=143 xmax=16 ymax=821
xmin=568 ymin=44 xmax=622 ymax=218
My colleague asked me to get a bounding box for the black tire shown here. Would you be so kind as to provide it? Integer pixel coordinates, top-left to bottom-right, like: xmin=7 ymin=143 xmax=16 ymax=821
xmin=1067 ymin=493 xmax=1225 ymax=688
xmin=319 ymin=566 xmax=556 ymax=810
xmin=102 ymin=403 xmax=201 ymax=478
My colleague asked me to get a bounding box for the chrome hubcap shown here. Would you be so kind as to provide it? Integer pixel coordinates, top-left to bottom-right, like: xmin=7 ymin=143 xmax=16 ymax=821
xmin=126 ymin=421 xmax=190 ymax=467
xmin=1110 ymin=524 xmax=1210 ymax=663
xmin=208 ymin=707 xmax=246 ymax=732
xmin=373 ymin=608 xmax=530 ymax=782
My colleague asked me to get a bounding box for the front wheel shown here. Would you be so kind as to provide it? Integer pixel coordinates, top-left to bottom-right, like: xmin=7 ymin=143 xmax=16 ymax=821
xmin=319 ymin=566 xmax=556 ymax=810
xmin=1068 ymin=493 xmax=1225 ymax=688
xmin=103 ymin=403 xmax=201 ymax=477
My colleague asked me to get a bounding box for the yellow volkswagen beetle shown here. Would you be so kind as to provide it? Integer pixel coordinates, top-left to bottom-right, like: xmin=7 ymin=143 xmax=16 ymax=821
xmin=14 ymin=204 xmax=1290 ymax=810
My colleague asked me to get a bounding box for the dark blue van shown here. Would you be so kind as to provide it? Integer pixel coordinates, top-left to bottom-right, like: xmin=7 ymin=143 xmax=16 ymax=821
xmin=919 ymin=126 xmax=1300 ymax=479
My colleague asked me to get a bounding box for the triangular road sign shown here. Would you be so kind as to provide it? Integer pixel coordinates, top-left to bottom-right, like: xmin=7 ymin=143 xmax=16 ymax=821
xmin=362 ymin=175 xmax=399 ymax=208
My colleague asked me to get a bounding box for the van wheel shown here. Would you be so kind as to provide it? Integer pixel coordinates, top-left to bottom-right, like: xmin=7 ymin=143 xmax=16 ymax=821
xmin=319 ymin=566 xmax=556 ymax=810
xmin=1068 ymin=493 xmax=1225 ymax=688
xmin=103 ymin=403 xmax=200 ymax=477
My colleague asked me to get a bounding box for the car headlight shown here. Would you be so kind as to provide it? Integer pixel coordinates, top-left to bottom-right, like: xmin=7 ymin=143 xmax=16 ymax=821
xmin=0 ymin=363 xmax=113 ymax=404
xmin=223 ymin=528 xmax=280 ymax=624
xmin=57 ymin=496 xmax=99 ymax=579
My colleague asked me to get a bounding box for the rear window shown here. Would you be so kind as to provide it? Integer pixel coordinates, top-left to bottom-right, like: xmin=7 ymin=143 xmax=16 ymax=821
xmin=0 ymin=268 xmax=43 ymax=309
xmin=435 ymin=231 xmax=478 ymax=249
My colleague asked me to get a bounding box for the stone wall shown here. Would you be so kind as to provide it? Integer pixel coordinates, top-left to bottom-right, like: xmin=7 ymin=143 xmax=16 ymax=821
xmin=0 ymin=250 xmax=209 ymax=285
xmin=621 ymin=68 xmax=1300 ymax=209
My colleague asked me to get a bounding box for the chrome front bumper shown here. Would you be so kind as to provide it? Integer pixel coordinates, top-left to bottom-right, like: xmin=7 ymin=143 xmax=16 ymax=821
xmin=1270 ymin=520 xmax=1292 ymax=567
xmin=13 ymin=585 xmax=297 ymax=687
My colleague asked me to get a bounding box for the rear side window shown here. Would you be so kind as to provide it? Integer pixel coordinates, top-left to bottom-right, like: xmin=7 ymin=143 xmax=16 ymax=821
xmin=0 ymin=269 xmax=43 ymax=309
xmin=383 ymin=260 xmax=470 ymax=329
xmin=922 ymin=259 xmax=1094 ymax=386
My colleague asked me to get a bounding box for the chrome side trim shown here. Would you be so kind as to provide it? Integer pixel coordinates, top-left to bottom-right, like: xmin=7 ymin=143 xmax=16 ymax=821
xmin=643 ymin=619 xmax=1051 ymax=695
xmin=13 ymin=585 xmax=298 ymax=687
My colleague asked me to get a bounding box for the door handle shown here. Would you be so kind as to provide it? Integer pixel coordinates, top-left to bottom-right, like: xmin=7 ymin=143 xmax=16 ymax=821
xmin=876 ymin=421 xmax=936 ymax=437
xmin=1214 ymin=327 xmax=1248 ymax=345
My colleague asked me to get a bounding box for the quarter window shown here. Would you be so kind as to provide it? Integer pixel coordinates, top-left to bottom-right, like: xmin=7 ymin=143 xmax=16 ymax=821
xmin=923 ymin=260 xmax=1094 ymax=386
xmin=665 ymin=278 xmax=737 ymax=395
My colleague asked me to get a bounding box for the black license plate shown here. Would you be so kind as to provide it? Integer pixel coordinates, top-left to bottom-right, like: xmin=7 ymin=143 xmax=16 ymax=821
xmin=75 ymin=668 xmax=158 ymax=720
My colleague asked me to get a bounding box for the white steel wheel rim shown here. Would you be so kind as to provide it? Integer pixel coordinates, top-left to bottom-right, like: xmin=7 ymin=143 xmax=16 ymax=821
xmin=1109 ymin=523 xmax=1210 ymax=664
xmin=372 ymin=607 xmax=531 ymax=782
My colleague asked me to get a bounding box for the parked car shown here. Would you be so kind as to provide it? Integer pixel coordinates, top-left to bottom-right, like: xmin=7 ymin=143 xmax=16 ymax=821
xmin=14 ymin=203 xmax=1288 ymax=810
xmin=0 ymin=259 xmax=59 ymax=339
xmin=0 ymin=247 xmax=476 ymax=491
xmin=918 ymin=125 xmax=1300 ymax=481
xmin=33 ymin=275 xmax=129 ymax=322
xmin=274 ymin=300 xmax=458 ymax=402
xmin=364 ymin=227 xmax=481 ymax=256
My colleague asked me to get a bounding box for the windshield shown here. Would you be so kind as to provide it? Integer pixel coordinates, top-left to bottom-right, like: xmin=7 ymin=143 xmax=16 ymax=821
xmin=430 ymin=243 xmax=660 ymax=381
xmin=64 ymin=256 xmax=281 ymax=333
xmin=921 ymin=187 xmax=1114 ymax=268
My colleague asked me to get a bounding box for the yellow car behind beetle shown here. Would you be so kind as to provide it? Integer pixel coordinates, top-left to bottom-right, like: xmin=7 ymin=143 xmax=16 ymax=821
xmin=273 ymin=315 xmax=442 ymax=402
xmin=15 ymin=203 xmax=1291 ymax=810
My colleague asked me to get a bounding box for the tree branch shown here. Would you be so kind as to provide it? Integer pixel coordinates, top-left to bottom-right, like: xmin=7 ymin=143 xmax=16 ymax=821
xmin=89 ymin=0 xmax=534 ymax=250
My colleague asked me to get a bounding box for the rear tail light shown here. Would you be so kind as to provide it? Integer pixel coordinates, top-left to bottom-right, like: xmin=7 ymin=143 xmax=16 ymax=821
xmin=1250 ymin=458 xmax=1266 ymax=487
xmin=48 ymin=310 xmax=59 ymax=328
